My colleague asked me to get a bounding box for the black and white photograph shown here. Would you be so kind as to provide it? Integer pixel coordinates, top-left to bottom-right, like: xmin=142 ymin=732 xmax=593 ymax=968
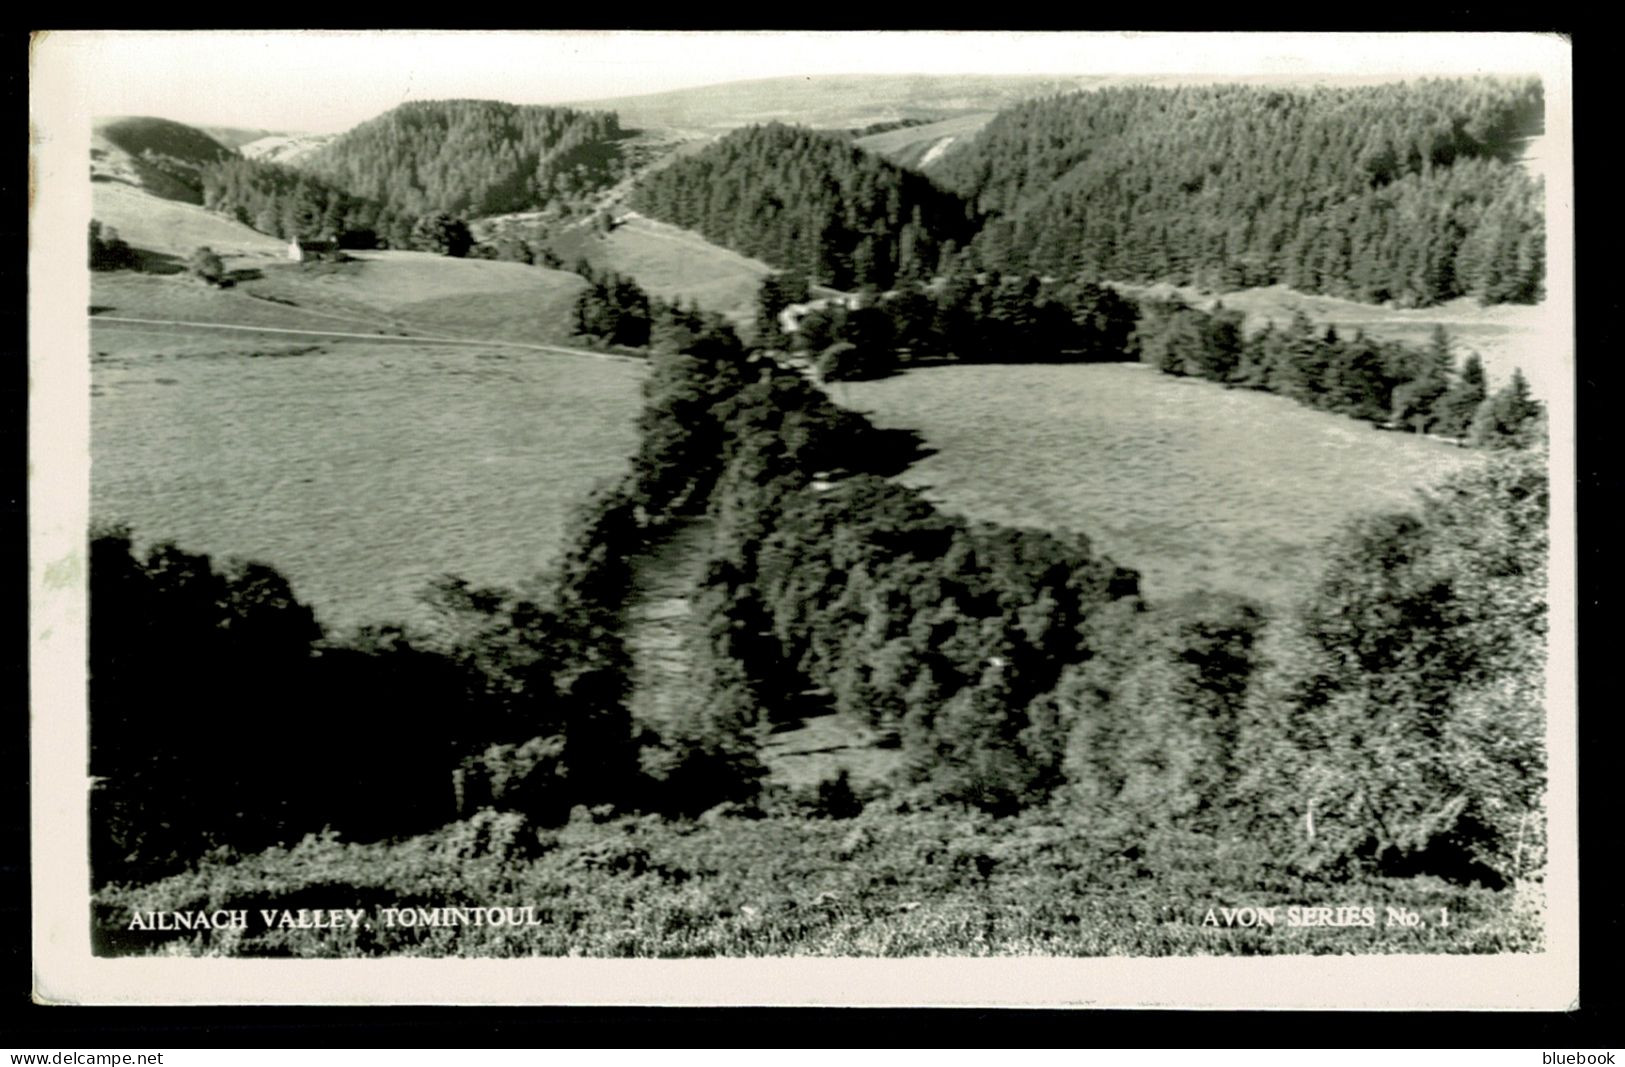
xmin=28 ymin=29 xmax=1576 ymax=1008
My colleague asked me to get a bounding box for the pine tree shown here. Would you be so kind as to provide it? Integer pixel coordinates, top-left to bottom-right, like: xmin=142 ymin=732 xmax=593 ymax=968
xmin=1391 ymin=325 xmax=1454 ymax=432
xmin=752 ymin=273 xmax=810 ymax=350
xmin=1470 ymin=368 xmax=1543 ymax=449
xmin=410 ymin=213 xmax=474 ymax=258
xmin=1434 ymin=352 xmax=1489 ymax=439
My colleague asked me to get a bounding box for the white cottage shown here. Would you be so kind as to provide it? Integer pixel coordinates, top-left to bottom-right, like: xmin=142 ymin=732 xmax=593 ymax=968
xmin=287 ymin=237 xmax=341 ymax=262
xmin=777 ymin=293 xmax=865 ymax=335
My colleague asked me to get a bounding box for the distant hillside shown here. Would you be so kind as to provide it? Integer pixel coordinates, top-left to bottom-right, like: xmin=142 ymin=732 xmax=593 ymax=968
xmin=628 ymin=122 xmax=979 ymax=290
xmin=565 ymin=73 xmax=1114 ymax=132
xmin=199 ymin=125 xmax=291 ymax=150
xmin=91 ymin=116 xmax=237 ymax=204
xmin=565 ymin=71 xmax=1434 ymax=134
xmin=937 ymin=77 xmax=1546 ymax=306
xmin=297 ymin=100 xmax=630 ymax=219
xmin=95 ymin=116 xmax=237 ymax=167
xmin=240 ymin=132 xmax=339 ymax=167
xmin=853 ymin=112 xmax=995 ymax=169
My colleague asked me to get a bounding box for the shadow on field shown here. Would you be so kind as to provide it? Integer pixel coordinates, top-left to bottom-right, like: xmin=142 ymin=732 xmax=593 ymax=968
xmin=857 ymin=425 xmax=936 ymax=478
xmin=131 ymin=248 xmax=185 ymax=276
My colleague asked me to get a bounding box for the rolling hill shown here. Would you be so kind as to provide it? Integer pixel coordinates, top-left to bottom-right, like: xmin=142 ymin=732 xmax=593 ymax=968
xmin=91 ymin=181 xmax=289 ymax=260
xmin=936 ymin=78 xmax=1546 ymax=306
xmin=547 ymin=211 xmax=839 ymax=331
xmin=294 ymin=100 xmax=630 ymax=219
xmin=199 ymin=125 xmax=293 ymax=150
xmin=239 ymin=132 xmax=340 ymax=166
xmin=565 ymin=71 xmax=1432 ymax=134
xmin=627 ymin=122 xmax=979 ymax=290
xmin=90 ymin=207 xmax=626 ymax=634
xmin=94 ymin=116 xmax=237 ymax=168
xmin=564 ymin=73 xmax=1114 ymax=131
xmin=92 ymin=116 xmax=238 ymax=203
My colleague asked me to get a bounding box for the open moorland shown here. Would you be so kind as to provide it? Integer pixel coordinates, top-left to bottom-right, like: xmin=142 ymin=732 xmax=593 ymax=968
xmin=841 ymin=362 xmax=1481 ymax=611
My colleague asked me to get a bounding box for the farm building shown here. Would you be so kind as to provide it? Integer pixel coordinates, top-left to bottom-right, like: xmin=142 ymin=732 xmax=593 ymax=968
xmin=287 ymin=236 xmax=342 ymax=262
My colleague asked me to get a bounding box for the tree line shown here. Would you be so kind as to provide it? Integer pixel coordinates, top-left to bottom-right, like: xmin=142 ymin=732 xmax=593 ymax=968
xmin=935 ymin=78 xmax=1545 ymax=306
xmin=628 ymin=122 xmax=982 ymax=291
xmin=89 ymin=221 xmax=139 ymax=271
xmin=200 ymin=156 xmax=419 ymax=249
xmin=753 ymin=266 xmax=1141 ymax=380
xmin=1134 ymin=298 xmax=1544 ymax=447
xmin=569 ymin=259 xmax=653 ymax=350
xmin=200 ymin=155 xmax=489 ymax=259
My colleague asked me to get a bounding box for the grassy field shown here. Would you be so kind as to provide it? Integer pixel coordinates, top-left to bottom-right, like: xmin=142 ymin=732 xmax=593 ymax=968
xmin=549 ymin=214 xmax=787 ymax=331
xmin=91 ymin=182 xmax=290 ymax=260
xmin=91 ymin=328 xmax=645 ymax=632
xmin=840 ymin=362 xmax=1480 ymax=612
xmin=93 ymin=805 xmax=1543 ymax=958
xmin=91 ymin=271 xmax=365 ymax=330
xmin=92 ymin=182 xmax=590 ymax=347
xmin=1112 ymin=281 xmax=1566 ymax=404
xmin=235 ymin=253 xmax=589 ymax=346
xmin=853 ymin=112 xmax=995 ymax=169
xmin=91 ymin=250 xmax=590 ymax=344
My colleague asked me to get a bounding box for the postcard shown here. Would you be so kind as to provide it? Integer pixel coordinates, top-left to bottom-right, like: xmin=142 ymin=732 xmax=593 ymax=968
xmin=29 ymin=29 xmax=1577 ymax=1008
